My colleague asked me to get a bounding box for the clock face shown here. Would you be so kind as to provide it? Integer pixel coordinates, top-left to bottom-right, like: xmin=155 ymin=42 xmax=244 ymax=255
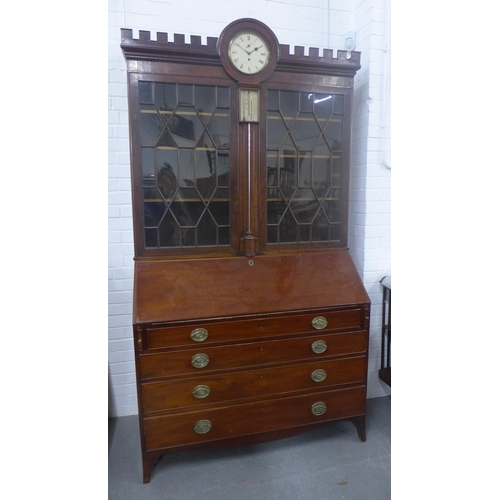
xmin=228 ymin=31 xmax=271 ymax=75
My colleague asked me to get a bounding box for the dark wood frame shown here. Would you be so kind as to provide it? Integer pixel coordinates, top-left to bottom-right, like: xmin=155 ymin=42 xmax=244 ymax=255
xmin=121 ymin=25 xmax=360 ymax=259
xmin=125 ymin=69 xmax=241 ymax=260
xmin=217 ymin=18 xmax=280 ymax=84
xmin=121 ymin=20 xmax=367 ymax=485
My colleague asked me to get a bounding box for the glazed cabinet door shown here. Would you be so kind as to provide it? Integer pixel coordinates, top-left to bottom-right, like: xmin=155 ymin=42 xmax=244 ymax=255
xmin=260 ymin=83 xmax=353 ymax=251
xmin=128 ymin=73 xmax=240 ymax=258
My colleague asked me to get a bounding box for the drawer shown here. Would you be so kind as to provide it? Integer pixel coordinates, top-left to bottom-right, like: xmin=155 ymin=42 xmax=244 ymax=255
xmin=145 ymin=308 xmax=364 ymax=350
xmin=139 ymin=330 xmax=368 ymax=380
xmin=141 ymin=356 xmax=367 ymax=413
xmin=143 ymin=385 xmax=366 ymax=451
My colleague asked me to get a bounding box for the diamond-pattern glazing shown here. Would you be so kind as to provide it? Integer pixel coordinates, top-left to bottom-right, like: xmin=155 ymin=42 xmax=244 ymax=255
xmin=267 ymin=90 xmax=344 ymax=244
xmin=140 ymin=82 xmax=231 ymax=249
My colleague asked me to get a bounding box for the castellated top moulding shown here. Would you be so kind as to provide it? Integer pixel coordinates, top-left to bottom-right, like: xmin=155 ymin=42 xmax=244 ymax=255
xmin=120 ymin=28 xmax=361 ymax=77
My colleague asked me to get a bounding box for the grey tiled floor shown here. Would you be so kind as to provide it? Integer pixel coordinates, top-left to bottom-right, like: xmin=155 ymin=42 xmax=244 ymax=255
xmin=108 ymin=396 xmax=390 ymax=500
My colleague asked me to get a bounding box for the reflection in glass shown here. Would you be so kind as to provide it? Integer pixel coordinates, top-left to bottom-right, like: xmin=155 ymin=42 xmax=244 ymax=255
xmin=138 ymin=81 xmax=153 ymax=104
xmin=266 ymin=90 xmax=344 ymax=244
xmin=140 ymin=82 xmax=231 ymax=249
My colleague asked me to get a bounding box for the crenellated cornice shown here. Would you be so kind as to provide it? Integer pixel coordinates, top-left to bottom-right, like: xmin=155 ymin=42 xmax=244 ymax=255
xmin=120 ymin=28 xmax=361 ymax=77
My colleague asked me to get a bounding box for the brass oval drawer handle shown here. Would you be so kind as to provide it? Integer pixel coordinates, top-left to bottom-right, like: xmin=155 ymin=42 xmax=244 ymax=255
xmin=312 ymin=316 xmax=328 ymax=330
xmin=311 ymin=340 xmax=327 ymax=354
xmin=191 ymin=353 xmax=210 ymax=368
xmin=311 ymin=401 xmax=327 ymax=416
xmin=190 ymin=328 xmax=209 ymax=342
xmin=194 ymin=419 xmax=212 ymax=434
xmin=192 ymin=385 xmax=211 ymax=399
xmin=311 ymin=369 xmax=327 ymax=382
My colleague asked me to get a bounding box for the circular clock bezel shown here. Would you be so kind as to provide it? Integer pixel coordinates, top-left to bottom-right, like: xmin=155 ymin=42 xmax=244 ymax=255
xmin=218 ymin=18 xmax=279 ymax=83
xmin=227 ymin=30 xmax=271 ymax=76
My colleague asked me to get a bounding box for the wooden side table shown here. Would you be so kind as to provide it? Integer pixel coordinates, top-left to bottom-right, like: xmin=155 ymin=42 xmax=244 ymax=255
xmin=379 ymin=276 xmax=391 ymax=387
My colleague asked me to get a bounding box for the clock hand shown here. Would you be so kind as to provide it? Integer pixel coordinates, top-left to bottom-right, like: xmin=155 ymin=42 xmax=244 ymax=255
xmin=235 ymin=43 xmax=253 ymax=55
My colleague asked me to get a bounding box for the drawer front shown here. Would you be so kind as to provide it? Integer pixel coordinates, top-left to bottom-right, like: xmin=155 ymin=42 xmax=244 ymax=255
xmin=141 ymin=356 xmax=367 ymax=413
xmin=139 ymin=330 xmax=368 ymax=380
xmin=143 ymin=386 xmax=366 ymax=451
xmin=145 ymin=308 xmax=364 ymax=350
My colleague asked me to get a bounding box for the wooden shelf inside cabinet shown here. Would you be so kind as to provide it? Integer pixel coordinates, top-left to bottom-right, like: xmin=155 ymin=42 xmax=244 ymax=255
xmin=144 ymin=198 xmax=230 ymax=203
xmin=267 ymin=197 xmax=340 ymax=202
xmin=266 ymin=154 xmax=342 ymax=158
xmin=267 ymin=115 xmax=343 ymax=122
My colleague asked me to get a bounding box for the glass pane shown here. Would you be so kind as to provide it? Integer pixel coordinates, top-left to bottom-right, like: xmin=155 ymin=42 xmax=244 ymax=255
xmin=299 ymin=92 xmax=313 ymax=113
xmin=157 ymin=164 xmax=178 ymax=200
xmin=268 ymin=90 xmax=279 ymax=110
xmin=280 ymin=91 xmax=299 ymax=125
xmin=195 ymin=149 xmax=216 ymax=199
xmin=218 ymin=226 xmax=230 ymax=245
xmin=181 ymin=227 xmax=196 ymax=246
xmin=179 ymin=149 xmax=195 ymax=187
xmin=298 ymin=225 xmax=311 ymax=242
xmin=279 ymin=210 xmax=297 ymax=242
xmin=311 ymin=210 xmax=330 ymax=242
xmin=159 ymin=211 xmax=181 ymax=247
xmin=178 ymin=84 xmax=193 ymax=105
xmin=144 ymin=200 xmax=166 ymax=227
xmin=298 ymin=153 xmax=312 ymax=187
xmin=216 ymin=152 xmax=230 ymax=183
xmin=208 ymin=188 xmax=230 ymax=226
xmin=290 ymin=189 xmax=319 ymax=224
xmin=267 ymin=111 xmax=287 ymax=150
xmin=197 ymin=212 xmax=217 ymax=246
xmin=267 ymin=190 xmax=286 ymax=225
xmin=266 ymin=89 xmax=345 ymax=246
xmin=139 ymin=82 xmax=153 ymax=104
xmin=324 ymin=119 xmax=343 ymax=150
xmin=290 ymin=111 xmax=319 ymax=150
xmin=217 ymin=87 xmax=229 ymax=108
xmin=154 ymin=83 xmax=177 ymax=110
xmin=332 ymin=94 xmax=344 ymax=115
xmin=195 ymin=86 xmax=216 ymax=123
xmin=140 ymin=106 xmax=164 ymax=147
xmin=313 ymin=93 xmax=333 ymax=121
xmin=312 ymin=156 xmax=330 ymax=199
xmin=168 ymin=106 xmax=199 ymax=146
xmin=142 ymin=148 xmax=155 ymax=180
xmin=267 ymin=225 xmax=278 ymax=244
xmin=171 ymin=188 xmax=204 ymax=227
xmin=322 ymin=197 xmax=341 ymax=224
xmin=331 ymin=156 xmax=341 ymax=187
xmin=328 ymin=224 xmax=341 ymax=241
xmin=145 ymin=228 xmax=158 ymax=248
xmin=207 ymin=108 xmax=230 ymax=148
xmin=139 ymin=82 xmax=231 ymax=249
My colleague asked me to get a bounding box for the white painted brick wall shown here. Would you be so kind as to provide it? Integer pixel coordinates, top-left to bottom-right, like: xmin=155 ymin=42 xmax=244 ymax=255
xmin=350 ymin=0 xmax=391 ymax=399
xmin=108 ymin=0 xmax=391 ymax=416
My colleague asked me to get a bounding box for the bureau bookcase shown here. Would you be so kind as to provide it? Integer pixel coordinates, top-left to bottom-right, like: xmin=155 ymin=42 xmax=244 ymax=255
xmin=121 ymin=18 xmax=370 ymax=483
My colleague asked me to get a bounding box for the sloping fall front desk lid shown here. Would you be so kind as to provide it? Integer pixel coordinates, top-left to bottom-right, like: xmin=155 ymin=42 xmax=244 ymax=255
xmin=133 ymin=250 xmax=370 ymax=324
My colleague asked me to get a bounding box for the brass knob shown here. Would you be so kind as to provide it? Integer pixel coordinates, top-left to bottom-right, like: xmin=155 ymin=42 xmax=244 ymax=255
xmin=190 ymin=328 xmax=209 ymax=342
xmin=311 ymin=340 xmax=327 ymax=354
xmin=194 ymin=419 xmax=212 ymax=434
xmin=312 ymin=316 xmax=328 ymax=330
xmin=311 ymin=369 xmax=327 ymax=382
xmin=191 ymin=353 xmax=210 ymax=368
xmin=311 ymin=402 xmax=327 ymax=416
xmin=192 ymin=385 xmax=211 ymax=399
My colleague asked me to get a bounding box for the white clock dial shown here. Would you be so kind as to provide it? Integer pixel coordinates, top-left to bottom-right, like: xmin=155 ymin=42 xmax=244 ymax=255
xmin=228 ymin=31 xmax=271 ymax=75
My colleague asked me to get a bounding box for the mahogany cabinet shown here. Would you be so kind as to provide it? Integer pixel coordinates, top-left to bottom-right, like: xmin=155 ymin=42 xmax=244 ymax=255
xmin=121 ymin=18 xmax=369 ymax=483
